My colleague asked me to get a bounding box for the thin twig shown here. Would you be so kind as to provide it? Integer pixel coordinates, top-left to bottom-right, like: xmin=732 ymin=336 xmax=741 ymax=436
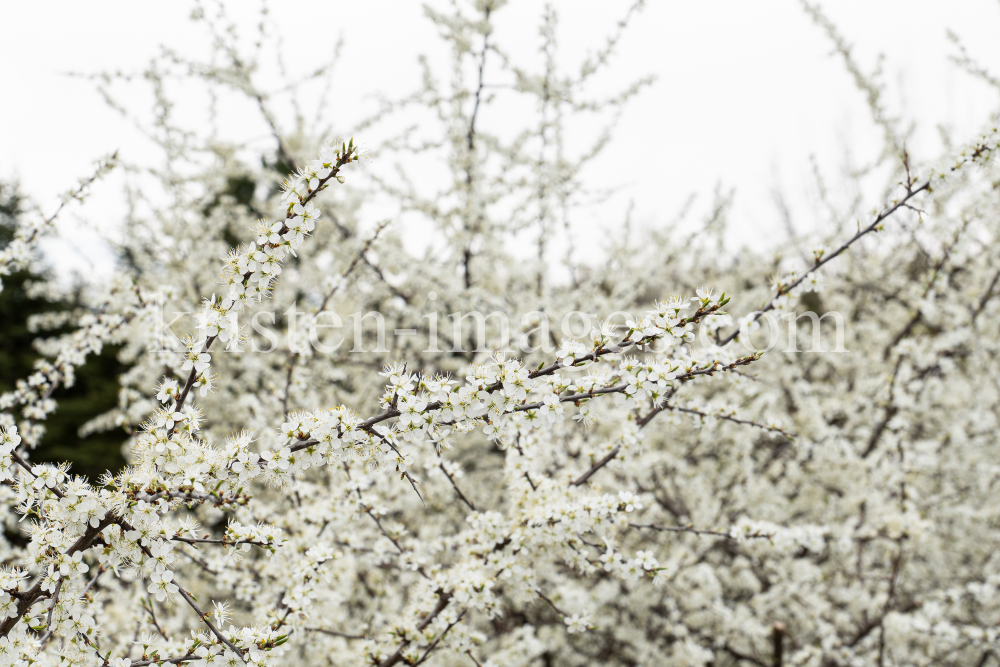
xmin=412 ymin=610 xmax=466 ymax=666
xmin=289 ymin=350 xmax=761 ymax=456
xmin=176 ymin=584 xmax=246 ymax=662
xmin=438 ymin=462 xmax=476 ymax=511
xmin=664 ymin=405 xmax=795 ymax=440
xmin=143 ymin=597 xmax=169 ymax=640
xmin=305 ymin=627 xmax=367 ymax=640
xmin=570 ymin=446 xmax=620 ymax=487
xmin=630 ymin=522 xmax=774 ymax=540
xmin=376 ymin=592 xmax=452 ymax=667
xmin=130 ymin=654 xmax=196 ymax=667
xmin=40 ymin=579 xmax=62 ymax=642
xmin=720 ymin=135 xmax=998 ymax=347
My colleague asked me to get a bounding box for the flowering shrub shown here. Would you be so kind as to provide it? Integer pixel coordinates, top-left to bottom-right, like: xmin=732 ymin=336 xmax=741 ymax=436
xmin=2 ymin=2 xmax=1000 ymax=666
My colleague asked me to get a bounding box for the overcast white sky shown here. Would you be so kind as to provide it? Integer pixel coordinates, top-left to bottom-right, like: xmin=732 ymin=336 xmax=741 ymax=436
xmin=2 ymin=1 xmax=999 ymax=281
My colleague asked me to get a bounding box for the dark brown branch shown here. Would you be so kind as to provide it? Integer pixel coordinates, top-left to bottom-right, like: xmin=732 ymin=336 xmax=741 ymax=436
xmin=772 ymin=622 xmax=786 ymax=667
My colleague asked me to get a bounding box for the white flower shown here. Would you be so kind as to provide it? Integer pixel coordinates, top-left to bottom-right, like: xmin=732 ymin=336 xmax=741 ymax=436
xmin=556 ymin=338 xmax=589 ymax=365
xmin=155 ymin=378 xmax=180 ymax=403
xmin=564 ymin=613 xmax=591 ymax=634
xmin=695 ymin=286 xmax=720 ymax=304
xmin=182 ymin=351 xmax=212 ymax=374
xmin=0 ymin=425 xmax=21 ymax=449
xmin=147 ymin=570 xmax=178 ymax=602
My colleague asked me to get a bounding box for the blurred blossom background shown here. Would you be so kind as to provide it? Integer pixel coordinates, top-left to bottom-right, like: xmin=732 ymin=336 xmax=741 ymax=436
xmin=3 ymin=1 xmax=999 ymax=282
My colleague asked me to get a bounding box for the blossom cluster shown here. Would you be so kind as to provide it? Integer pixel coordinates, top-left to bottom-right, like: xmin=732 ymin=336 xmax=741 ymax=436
xmin=2 ymin=5 xmax=999 ymax=663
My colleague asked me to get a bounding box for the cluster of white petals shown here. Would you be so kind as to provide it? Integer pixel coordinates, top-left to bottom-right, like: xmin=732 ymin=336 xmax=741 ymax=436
xmin=2 ymin=3 xmax=999 ymax=666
